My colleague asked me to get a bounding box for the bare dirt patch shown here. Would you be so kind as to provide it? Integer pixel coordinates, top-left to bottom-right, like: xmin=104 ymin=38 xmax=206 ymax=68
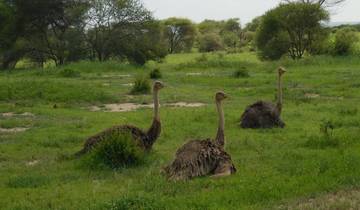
xmin=186 ymin=72 xmax=215 ymax=77
xmin=167 ymin=102 xmax=206 ymax=108
xmin=89 ymin=102 xmax=206 ymax=112
xmin=278 ymin=189 xmax=360 ymax=210
xmin=122 ymin=83 xmax=134 ymax=87
xmin=26 ymin=160 xmax=40 ymax=166
xmin=1 ymin=112 xmax=35 ymax=117
xmin=101 ymin=74 xmax=131 ymax=78
xmin=0 ymin=127 xmax=29 ymax=133
xmin=304 ymin=93 xmax=344 ymax=100
xmin=304 ymin=93 xmax=320 ymax=99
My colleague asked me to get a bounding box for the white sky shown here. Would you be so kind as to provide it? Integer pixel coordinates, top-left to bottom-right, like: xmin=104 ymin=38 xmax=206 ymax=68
xmin=142 ymin=0 xmax=360 ymax=24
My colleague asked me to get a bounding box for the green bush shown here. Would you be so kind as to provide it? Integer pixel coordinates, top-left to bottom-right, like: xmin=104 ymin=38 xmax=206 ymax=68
xmin=88 ymin=132 xmax=144 ymax=169
xmin=333 ymin=27 xmax=359 ymax=55
xmin=105 ymin=196 xmax=165 ymax=210
xmin=59 ymin=68 xmax=81 ymax=78
xmin=195 ymin=53 xmax=208 ymax=63
xmin=130 ymin=77 xmax=151 ymax=95
xmin=149 ymin=68 xmax=162 ymax=79
xmin=233 ymin=67 xmax=249 ymax=78
xmin=7 ymin=175 xmax=50 ymax=188
xmin=198 ymin=33 xmax=224 ymax=52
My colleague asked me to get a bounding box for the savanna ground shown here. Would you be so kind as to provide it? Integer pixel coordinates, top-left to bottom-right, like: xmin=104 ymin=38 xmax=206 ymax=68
xmin=1 ymin=52 xmax=360 ymax=209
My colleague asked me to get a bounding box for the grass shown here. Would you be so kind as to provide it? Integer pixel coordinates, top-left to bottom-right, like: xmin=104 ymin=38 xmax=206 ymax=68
xmin=0 ymin=52 xmax=360 ymax=209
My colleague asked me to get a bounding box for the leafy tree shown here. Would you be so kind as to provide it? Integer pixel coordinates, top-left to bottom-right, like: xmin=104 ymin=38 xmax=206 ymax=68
xmin=163 ymin=18 xmax=196 ymax=53
xmin=84 ymin=0 xmax=151 ymax=61
xmin=282 ymin=0 xmax=346 ymax=7
xmin=198 ymin=33 xmax=224 ymax=52
xmin=244 ymin=17 xmax=262 ymax=32
xmin=333 ymin=27 xmax=359 ymax=55
xmin=256 ymin=3 xmax=329 ymax=60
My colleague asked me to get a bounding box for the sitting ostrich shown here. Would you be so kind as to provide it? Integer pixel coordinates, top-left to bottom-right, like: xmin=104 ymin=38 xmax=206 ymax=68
xmin=240 ymin=67 xmax=286 ymax=128
xmin=75 ymin=81 xmax=164 ymax=156
xmin=164 ymin=92 xmax=236 ymax=181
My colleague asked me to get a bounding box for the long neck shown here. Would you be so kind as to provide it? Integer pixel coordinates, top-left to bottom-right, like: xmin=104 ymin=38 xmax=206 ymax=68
xmin=153 ymin=89 xmax=160 ymax=121
xmin=146 ymin=89 xmax=161 ymax=149
xmin=276 ymin=73 xmax=283 ymax=114
xmin=215 ymin=100 xmax=225 ymax=148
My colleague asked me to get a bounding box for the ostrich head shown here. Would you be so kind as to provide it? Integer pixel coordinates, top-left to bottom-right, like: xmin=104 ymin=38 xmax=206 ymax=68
xmin=278 ymin=67 xmax=286 ymax=76
xmin=153 ymin=81 xmax=165 ymax=91
xmin=216 ymin=91 xmax=228 ymax=102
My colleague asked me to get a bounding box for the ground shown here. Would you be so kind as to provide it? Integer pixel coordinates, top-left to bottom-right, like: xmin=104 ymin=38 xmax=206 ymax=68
xmin=1 ymin=52 xmax=360 ymax=209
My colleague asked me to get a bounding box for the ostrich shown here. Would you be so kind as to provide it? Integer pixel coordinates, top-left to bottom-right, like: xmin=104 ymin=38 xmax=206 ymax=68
xmin=75 ymin=81 xmax=164 ymax=156
xmin=164 ymin=92 xmax=236 ymax=181
xmin=240 ymin=67 xmax=286 ymax=128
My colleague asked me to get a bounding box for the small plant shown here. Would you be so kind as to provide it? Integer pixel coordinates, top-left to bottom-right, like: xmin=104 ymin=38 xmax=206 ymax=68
xmin=304 ymin=120 xmax=339 ymax=149
xmin=149 ymin=68 xmax=162 ymax=79
xmin=87 ymin=132 xmax=144 ymax=169
xmin=59 ymin=68 xmax=81 ymax=78
xmin=320 ymin=120 xmax=335 ymax=137
xmin=130 ymin=77 xmax=151 ymax=95
xmin=7 ymin=175 xmax=50 ymax=188
xmin=195 ymin=53 xmax=208 ymax=63
xmin=233 ymin=67 xmax=249 ymax=78
xmin=105 ymin=196 xmax=165 ymax=210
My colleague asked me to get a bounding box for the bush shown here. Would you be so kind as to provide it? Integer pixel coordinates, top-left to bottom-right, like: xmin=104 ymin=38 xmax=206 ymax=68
xmin=88 ymin=132 xmax=144 ymax=169
xmin=59 ymin=68 xmax=81 ymax=78
xmin=130 ymin=77 xmax=151 ymax=95
xmin=195 ymin=53 xmax=208 ymax=63
xmin=256 ymin=3 xmax=329 ymax=60
xmin=304 ymin=120 xmax=340 ymax=149
xmin=333 ymin=27 xmax=359 ymax=56
xmin=105 ymin=196 xmax=165 ymax=210
xmin=198 ymin=33 xmax=224 ymax=52
xmin=149 ymin=68 xmax=162 ymax=79
xmin=233 ymin=67 xmax=250 ymax=78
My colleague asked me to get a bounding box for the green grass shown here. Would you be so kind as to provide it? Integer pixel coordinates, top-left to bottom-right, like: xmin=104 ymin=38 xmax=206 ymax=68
xmin=1 ymin=52 xmax=360 ymax=209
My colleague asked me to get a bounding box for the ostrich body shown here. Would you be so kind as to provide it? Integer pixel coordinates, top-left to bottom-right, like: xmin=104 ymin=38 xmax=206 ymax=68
xmin=240 ymin=67 xmax=286 ymax=129
xmin=164 ymin=92 xmax=236 ymax=181
xmin=76 ymin=81 xmax=164 ymax=156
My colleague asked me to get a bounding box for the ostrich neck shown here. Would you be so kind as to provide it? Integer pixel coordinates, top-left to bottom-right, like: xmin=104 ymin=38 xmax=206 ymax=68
xmin=276 ymin=74 xmax=283 ymax=114
xmin=145 ymin=89 xmax=161 ymax=150
xmin=153 ymin=89 xmax=160 ymax=121
xmin=215 ymin=100 xmax=225 ymax=148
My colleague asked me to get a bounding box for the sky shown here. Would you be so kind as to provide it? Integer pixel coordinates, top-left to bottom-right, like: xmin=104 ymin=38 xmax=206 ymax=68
xmin=142 ymin=0 xmax=360 ymax=24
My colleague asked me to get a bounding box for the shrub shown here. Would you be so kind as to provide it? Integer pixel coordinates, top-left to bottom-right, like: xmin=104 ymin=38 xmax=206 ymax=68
xmin=149 ymin=68 xmax=162 ymax=79
xmin=304 ymin=120 xmax=340 ymax=149
xmin=333 ymin=27 xmax=359 ymax=55
xmin=198 ymin=33 xmax=224 ymax=52
xmin=130 ymin=77 xmax=151 ymax=95
xmin=195 ymin=53 xmax=208 ymax=63
xmin=233 ymin=67 xmax=250 ymax=78
xmin=256 ymin=3 xmax=329 ymax=60
xmin=59 ymin=68 xmax=81 ymax=78
xmin=105 ymin=196 xmax=165 ymax=210
xmin=88 ymin=132 xmax=144 ymax=169
xmin=7 ymin=175 xmax=50 ymax=188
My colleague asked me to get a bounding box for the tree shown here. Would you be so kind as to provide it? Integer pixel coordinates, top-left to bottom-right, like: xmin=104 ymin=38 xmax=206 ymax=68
xmin=282 ymin=0 xmax=346 ymax=7
xmin=0 ymin=0 xmax=18 ymax=69
xmin=0 ymin=0 xmax=89 ymax=68
xmin=244 ymin=17 xmax=262 ymax=32
xmin=84 ymin=0 xmax=151 ymax=61
xmin=163 ymin=18 xmax=196 ymax=53
xmin=256 ymin=3 xmax=329 ymax=60
xmin=333 ymin=27 xmax=359 ymax=55
xmin=198 ymin=33 xmax=224 ymax=52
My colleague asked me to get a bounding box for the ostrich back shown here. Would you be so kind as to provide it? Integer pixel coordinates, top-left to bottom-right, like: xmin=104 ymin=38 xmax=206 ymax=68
xmin=164 ymin=139 xmax=236 ymax=181
xmin=77 ymin=125 xmax=148 ymax=156
xmin=240 ymin=100 xmax=285 ymax=128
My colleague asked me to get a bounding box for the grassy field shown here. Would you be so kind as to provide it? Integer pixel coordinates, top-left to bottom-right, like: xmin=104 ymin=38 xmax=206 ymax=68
xmin=1 ymin=52 xmax=360 ymax=209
